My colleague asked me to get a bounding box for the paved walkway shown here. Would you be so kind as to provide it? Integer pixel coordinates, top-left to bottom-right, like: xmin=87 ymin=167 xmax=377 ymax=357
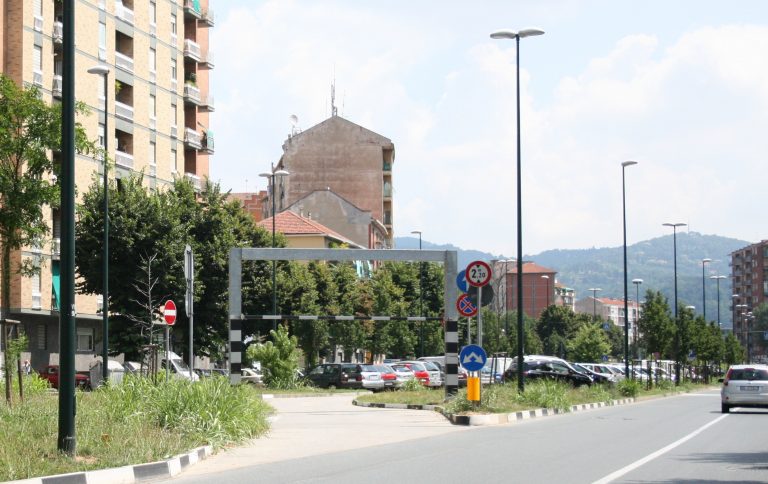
xmin=173 ymin=394 xmax=466 ymax=479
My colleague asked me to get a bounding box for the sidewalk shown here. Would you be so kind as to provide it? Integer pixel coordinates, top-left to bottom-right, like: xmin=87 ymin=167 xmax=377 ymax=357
xmin=173 ymin=393 xmax=467 ymax=480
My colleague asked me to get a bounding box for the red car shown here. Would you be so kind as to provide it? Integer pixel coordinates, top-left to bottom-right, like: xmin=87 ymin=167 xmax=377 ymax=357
xmin=40 ymin=365 xmax=90 ymax=390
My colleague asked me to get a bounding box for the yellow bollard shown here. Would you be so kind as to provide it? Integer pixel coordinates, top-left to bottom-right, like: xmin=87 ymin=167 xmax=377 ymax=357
xmin=467 ymin=376 xmax=480 ymax=401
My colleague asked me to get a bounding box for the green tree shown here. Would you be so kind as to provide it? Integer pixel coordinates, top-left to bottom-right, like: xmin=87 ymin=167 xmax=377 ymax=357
xmin=723 ymin=332 xmax=744 ymax=365
xmin=0 ymin=75 xmax=95 ymax=401
xmin=505 ymin=311 xmax=542 ymax=356
xmin=329 ymin=262 xmax=366 ymax=359
xmin=750 ymin=303 xmax=768 ymax=359
xmin=568 ymin=323 xmax=611 ymax=362
xmin=536 ymin=305 xmax=586 ymax=356
xmin=637 ymin=290 xmax=675 ymax=359
xmin=245 ymin=325 xmax=301 ymax=388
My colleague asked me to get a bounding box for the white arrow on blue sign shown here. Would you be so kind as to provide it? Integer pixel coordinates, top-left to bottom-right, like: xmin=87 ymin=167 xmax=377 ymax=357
xmin=456 ymin=270 xmax=468 ymax=293
xmin=459 ymin=344 xmax=487 ymax=372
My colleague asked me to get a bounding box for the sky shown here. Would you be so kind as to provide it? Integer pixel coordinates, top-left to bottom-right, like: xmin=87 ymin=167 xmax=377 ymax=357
xmin=209 ymin=0 xmax=768 ymax=257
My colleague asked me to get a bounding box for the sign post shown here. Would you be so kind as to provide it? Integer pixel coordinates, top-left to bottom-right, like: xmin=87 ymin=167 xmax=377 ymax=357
xmin=460 ymin=344 xmax=487 ymax=404
xmin=184 ymin=245 xmax=194 ymax=380
xmin=163 ymin=300 xmax=176 ymax=382
xmin=466 ymin=261 xmax=492 ymax=347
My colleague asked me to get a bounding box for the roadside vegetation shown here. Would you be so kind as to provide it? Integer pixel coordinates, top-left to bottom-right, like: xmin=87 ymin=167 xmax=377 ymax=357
xmin=357 ymin=379 xmax=715 ymax=415
xmin=0 ymin=374 xmax=271 ymax=482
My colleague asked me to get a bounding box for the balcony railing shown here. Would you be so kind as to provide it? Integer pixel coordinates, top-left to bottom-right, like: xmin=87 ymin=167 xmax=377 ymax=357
xmin=184 ymin=172 xmax=202 ymax=190
xmin=202 ymin=131 xmax=214 ymax=153
xmin=53 ymin=22 xmax=63 ymax=43
xmin=115 ymin=51 xmax=134 ymax=73
xmin=34 ymin=15 xmax=43 ymax=32
xmin=115 ymin=150 xmax=134 ymax=169
xmin=52 ymin=75 xmax=63 ymax=98
xmin=184 ymin=128 xmax=202 ymax=149
xmin=184 ymin=0 xmax=202 ymax=19
xmin=33 ymin=71 xmax=43 ymax=87
xmin=115 ymin=1 xmax=134 ymax=24
xmin=115 ymin=101 xmax=134 ymax=121
xmin=32 ymin=292 xmax=42 ymax=310
xmin=183 ymin=83 xmax=201 ymax=104
xmin=202 ymin=7 xmax=214 ymax=26
xmin=184 ymin=39 xmax=202 ymax=62
xmin=204 ymin=50 xmax=214 ymax=68
xmin=201 ymin=94 xmax=214 ymax=112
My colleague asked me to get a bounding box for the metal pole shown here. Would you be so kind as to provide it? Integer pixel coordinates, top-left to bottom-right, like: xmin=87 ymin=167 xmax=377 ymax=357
xmin=621 ymin=161 xmax=636 ymax=378
xmin=515 ymin=34 xmax=524 ymax=393
xmin=165 ymin=325 xmax=170 ymax=382
xmin=58 ymin=0 xmax=76 ymax=455
xmin=102 ymin=72 xmax=109 ymax=384
xmin=271 ymin=174 xmax=277 ymax=329
xmin=701 ymin=258 xmax=710 ymax=322
xmin=478 ymin=285 xmax=483 ymax=347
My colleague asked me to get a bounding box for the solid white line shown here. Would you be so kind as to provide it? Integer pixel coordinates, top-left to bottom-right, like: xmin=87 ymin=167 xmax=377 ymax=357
xmin=592 ymin=414 xmax=729 ymax=484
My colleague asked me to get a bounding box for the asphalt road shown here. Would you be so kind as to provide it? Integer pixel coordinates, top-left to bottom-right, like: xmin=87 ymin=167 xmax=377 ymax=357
xmin=162 ymin=390 xmax=768 ymax=484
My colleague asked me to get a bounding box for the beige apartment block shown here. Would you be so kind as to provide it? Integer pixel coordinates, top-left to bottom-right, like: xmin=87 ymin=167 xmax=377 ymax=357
xmin=0 ymin=0 xmax=214 ymax=372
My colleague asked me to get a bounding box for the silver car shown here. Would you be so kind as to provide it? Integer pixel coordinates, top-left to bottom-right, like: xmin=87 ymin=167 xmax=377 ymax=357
xmin=720 ymin=364 xmax=768 ymax=413
xmin=359 ymin=364 xmax=386 ymax=392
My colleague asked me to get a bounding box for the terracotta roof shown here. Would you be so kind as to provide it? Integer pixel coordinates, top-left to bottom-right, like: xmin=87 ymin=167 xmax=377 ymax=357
xmin=257 ymin=211 xmax=360 ymax=247
xmin=597 ymin=297 xmax=640 ymax=307
xmin=506 ymin=262 xmax=556 ymax=274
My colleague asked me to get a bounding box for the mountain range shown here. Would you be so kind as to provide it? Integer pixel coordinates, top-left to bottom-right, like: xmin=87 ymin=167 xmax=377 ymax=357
xmin=395 ymin=232 xmax=751 ymax=328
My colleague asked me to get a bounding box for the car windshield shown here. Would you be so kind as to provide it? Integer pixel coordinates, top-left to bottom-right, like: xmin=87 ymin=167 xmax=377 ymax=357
xmin=422 ymin=361 xmax=439 ymax=371
xmin=406 ymin=362 xmax=426 ymax=371
xmin=361 ymin=365 xmax=378 ymax=372
xmin=728 ymin=368 xmax=768 ymax=380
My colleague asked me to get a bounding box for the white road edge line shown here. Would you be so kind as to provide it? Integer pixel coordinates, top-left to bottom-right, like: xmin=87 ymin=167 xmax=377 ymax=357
xmin=592 ymin=414 xmax=729 ymax=484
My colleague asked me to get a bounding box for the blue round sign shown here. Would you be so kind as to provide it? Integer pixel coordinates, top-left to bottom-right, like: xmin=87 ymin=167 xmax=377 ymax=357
xmin=456 ymin=270 xmax=468 ymax=293
xmin=459 ymin=344 xmax=487 ymax=372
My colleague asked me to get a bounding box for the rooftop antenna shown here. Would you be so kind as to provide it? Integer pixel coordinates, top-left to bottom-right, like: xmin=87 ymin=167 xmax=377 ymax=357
xmin=331 ymin=78 xmax=338 ymax=117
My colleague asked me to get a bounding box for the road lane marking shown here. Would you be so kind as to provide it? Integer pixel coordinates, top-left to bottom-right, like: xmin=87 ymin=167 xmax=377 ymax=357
xmin=592 ymin=414 xmax=729 ymax=484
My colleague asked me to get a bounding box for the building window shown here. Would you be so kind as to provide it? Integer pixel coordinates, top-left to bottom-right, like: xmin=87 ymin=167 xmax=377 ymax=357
xmin=170 ymin=13 xmax=177 ymax=42
xmin=31 ymin=253 xmax=42 ymax=309
xmin=149 ymin=47 xmax=156 ymax=82
xmin=170 ymin=58 xmax=177 ymax=88
xmin=149 ymin=1 xmax=157 ymax=35
xmin=32 ymin=45 xmax=43 ymax=85
xmin=98 ymin=22 xmax=107 ymax=60
xmin=171 ymin=148 xmax=177 ymax=174
xmin=149 ymin=94 xmax=156 ymax=129
xmin=77 ymin=327 xmax=94 ymax=352
xmin=149 ymin=141 xmax=157 ymax=176
xmin=37 ymin=324 xmax=47 ymax=350
xmin=98 ymin=122 xmax=105 ymax=150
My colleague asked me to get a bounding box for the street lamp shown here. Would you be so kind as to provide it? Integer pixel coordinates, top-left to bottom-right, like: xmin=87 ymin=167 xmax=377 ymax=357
xmin=710 ymin=275 xmax=726 ymax=327
xmin=701 ymin=258 xmax=711 ymax=321
xmin=632 ymin=278 xmax=643 ymax=357
xmin=490 ymin=26 xmax=544 ymax=393
xmin=87 ymin=64 xmax=110 ymax=384
xmin=621 ymin=160 xmax=637 ymax=377
xmin=588 ymin=288 xmax=602 ymax=322
xmin=259 ymin=169 xmax=290 ymax=329
xmin=663 ymin=222 xmax=687 ymax=384
xmin=411 ymin=230 xmax=424 ymax=357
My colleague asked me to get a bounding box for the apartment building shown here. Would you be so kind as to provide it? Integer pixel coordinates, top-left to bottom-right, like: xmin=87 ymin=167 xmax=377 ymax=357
xmin=264 ymin=115 xmax=396 ymax=248
xmin=574 ymin=296 xmax=642 ymax=333
xmin=730 ymin=240 xmax=767 ymax=359
xmin=0 ymin=0 xmax=214 ymax=371
xmin=491 ymin=261 xmax=557 ymax=320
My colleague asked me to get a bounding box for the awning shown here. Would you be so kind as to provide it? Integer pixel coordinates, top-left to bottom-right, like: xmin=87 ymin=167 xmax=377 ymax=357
xmin=51 ymin=262 xmax=60 ymax=311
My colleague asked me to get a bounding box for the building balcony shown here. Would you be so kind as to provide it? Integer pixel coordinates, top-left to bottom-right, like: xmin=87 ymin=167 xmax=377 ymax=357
xmin=53 ymin=22 xmax=63 ymax=43
xmin=115 ymin=51 xmax=134 ymax=73
xmin=184 ymin=0 xmax=202 ymax=20
xmin=202 ymin=7 xmax=214 ymax=26
xmin=115 ymin=1 xmax=134 ymax=25
xmin=115 ymin=150 xmax=134 ymax=169
xmin=184 ymin=39 xmax=202 ymax=62
xmin=52 ymin=75 xmax=63 ymax=98
xmin=184 ymin=172 xmax=202 ymax=190
xmin=183 ymin=83 xmax=201 ymax=105
xmin=201 ymin=94 xmax=214 ymax=112
xmin=203 ymin=50 xmax=214 ymax=68
xmin=202 ymin=131 xmax=214 ymax=154
xmin=184 ymin=127 xmax=202 ymax=150
xmin=114 ymin=101 xmax=134 ymax=121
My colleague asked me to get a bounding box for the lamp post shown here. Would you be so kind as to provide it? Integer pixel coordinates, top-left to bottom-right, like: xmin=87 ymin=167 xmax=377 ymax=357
xmin=411 ymin=230 xmax=424 ymax=357
xmin=710 ymin=275 xmax=726 ymax=327
xmin=632 ymin=278 xmax=643 ymax=357
xmin=490 ymin=26 xmax=544 ymax=393
xmin=621 ymin=160 xmax=637 ymax=377
xmin=87 ymin=65 xmax=110 ymax=384
xmin=701 ymin=258 xmax=711 ymax=321
xmin=663 ymin=222 xmax=686 ymax=384
xmin=259 ymin=169 xmax=290 ymax=329
xmin=588 ymin=288 xmax=602 ymax=322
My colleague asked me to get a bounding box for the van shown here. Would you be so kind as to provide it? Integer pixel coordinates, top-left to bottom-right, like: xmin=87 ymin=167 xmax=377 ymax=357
xmin=159 ymin=351 xmax=199 ymax=382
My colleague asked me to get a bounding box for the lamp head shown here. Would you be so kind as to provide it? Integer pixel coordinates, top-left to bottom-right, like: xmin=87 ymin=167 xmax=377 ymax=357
xmin=702 ymin=258 xmax=712 ymax=263
xmin=632 ymin=278 xmax=643 ymax=284
xmin=490 ymin=28 xmax=544 ymax=40
xmin=87 ymin=65 xmax=110 ymax=76
xmin=621 ymin=160 xmax=638 ymax=168
xmin=274 ymin=170 xmax=290 ymax=177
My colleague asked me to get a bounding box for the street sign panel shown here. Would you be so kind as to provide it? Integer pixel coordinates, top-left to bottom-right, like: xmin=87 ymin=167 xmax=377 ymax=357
xmin=456 ymin=294 xmax=478 ymax=317
xmin=459 ymin=344 xmax=487 ymax=372
xmin=163 ymin=300 xmax=177 ymax=326
xmin=468 ymin=285 xmax=494 ymax=307
xmin=456 ymin=270 xmax=469 ymax=293
xmin=466 ymin=260 xmax=492 ymax=287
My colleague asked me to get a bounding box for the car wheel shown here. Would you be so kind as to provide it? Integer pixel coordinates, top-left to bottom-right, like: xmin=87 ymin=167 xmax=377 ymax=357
xmin=721 ymin=403 xmax=730 ymax=414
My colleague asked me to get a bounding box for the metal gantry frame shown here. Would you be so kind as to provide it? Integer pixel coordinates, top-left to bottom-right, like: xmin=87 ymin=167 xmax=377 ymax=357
xmin=228 ymin=248 xmax=460 ymax=398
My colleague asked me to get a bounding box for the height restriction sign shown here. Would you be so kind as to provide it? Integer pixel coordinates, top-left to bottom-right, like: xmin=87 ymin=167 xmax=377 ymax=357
xmin=466 ymin=260 xmax=492 ymax=287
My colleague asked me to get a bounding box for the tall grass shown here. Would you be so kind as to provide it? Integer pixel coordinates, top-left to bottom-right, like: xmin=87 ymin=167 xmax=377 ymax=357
xmin=0 ymin=374 xmax=271 ymax=482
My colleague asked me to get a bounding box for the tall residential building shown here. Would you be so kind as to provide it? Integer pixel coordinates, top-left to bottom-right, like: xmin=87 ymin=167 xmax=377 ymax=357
xmin=494 ymin=261 xmax=557 ymax=320
xmin=574 ymin=297 xmax=642 ymax=331
xmin=0 ymin=0 xmax=214 ymax=371
xmin=730 ymin=240 xmax=767 ymax=359
xmin=264 ymin=115 xmax=396 ymax=248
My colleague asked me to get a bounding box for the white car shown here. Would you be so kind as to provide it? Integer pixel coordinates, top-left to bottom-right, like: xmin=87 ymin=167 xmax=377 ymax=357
xmin=720 ymin=364 xmax=768 ymax=413
xmin=241 ymin=367 xmax=263 ymax=386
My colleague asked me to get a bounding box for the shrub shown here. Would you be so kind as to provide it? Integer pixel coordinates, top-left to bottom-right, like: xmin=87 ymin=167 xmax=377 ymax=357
xmin=246 ymin=325 xmax=302 ymax=389
xmin=400 ymin=377 xmax=425 ymax=392
xmin=617 ymin=378 xmax=641 ymax=397
xmin=518 ymin=380 xmax=570 ymax=411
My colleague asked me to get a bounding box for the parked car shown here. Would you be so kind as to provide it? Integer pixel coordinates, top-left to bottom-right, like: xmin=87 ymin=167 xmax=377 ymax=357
xmin=305 ymin=363 xmax=364 ymax=389
xmin=406 ymin=360 xmax=442 ymax=387
xmin=503 ymin=355 xmax=592 ymax=387
xmin=398 ymin=361 xmax=431 ymax=386
xmin=573 ymin=363 xmax=613 ymax=384
xmin=389 ymin=364 xmax=416 ymax=388
xmin=720 ymin=364 xmax=768 ymax=413
xmin=40 ymin=365 xmax=90 ymax=390
xmin=375 ymin=365 xmax=399 ymax=390
xmin=358 ymin=365 xmax=386 ymax=392
xmin=241 ymin=367 xmax=263 ymax=386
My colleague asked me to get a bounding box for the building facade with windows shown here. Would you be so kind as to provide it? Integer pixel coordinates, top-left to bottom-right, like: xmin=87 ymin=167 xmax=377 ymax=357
xmin=0 ymin=0 xmax=214 ymax=372
xmin=730 ymin=240 xmax=767 ymax=359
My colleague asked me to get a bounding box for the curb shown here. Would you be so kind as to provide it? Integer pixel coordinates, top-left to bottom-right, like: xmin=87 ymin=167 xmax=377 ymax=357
xmin=260 ymin=390 xmax=371 ymax=399
xmin=353 ymin=398 xmax=635 ymax=426
xmin=6 ymin=445 xmax=212 ymax=484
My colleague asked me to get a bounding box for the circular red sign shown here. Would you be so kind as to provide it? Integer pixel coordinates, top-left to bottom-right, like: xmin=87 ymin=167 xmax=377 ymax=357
xmin=456 ymin=294 xmax=478 ymax=317
xmin=465 ymin=260 xmax=492 ymax=287
xmin=164 ymin=300 xmax=177 ymax=325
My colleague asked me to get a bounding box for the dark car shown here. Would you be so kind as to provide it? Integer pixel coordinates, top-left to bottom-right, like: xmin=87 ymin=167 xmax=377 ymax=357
xmin=503 ymin=355 xmax=592 ymax=387
xmin=305 ymin=363 xmax=364 ymax=389
xmin=572 ymin=363 xmax=612 ymax=384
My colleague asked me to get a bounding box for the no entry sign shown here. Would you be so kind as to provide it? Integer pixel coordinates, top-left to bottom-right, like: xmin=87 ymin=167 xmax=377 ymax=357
xmin=164 ymin=300 xmax=177 ymax=325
